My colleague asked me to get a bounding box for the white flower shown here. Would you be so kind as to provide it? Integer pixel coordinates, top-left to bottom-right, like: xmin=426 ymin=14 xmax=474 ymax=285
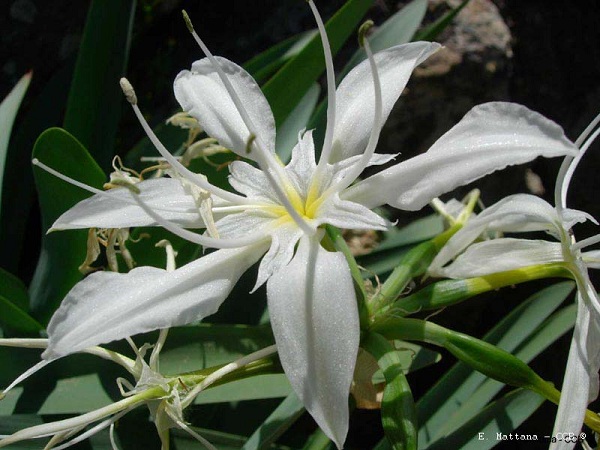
xmin=429 ymin=115 xmax=600 ymax=450
xmin=37 ymin=3 xmax=578 ymax=447
xmin=0 ymin=333 xmax=277 ymax=449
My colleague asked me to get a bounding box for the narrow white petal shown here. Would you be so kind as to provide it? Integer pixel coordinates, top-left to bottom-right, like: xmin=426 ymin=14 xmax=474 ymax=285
xmin=51 ymin=178 xmax=210 ymax=230
xmin=429 ymin=194 xmax=560 ymax=274
xmin=550 ymin=296 xmax=600 ymax=450
xmin=254 ymin=224 xmax=303 ymax=291
xmin=438 ymin=238 xmax=564 ymax=279
xmin=43 ymin=243 xmax=268 ymax=359
xmin=315 ymin=194 xmax=389 ymax=231
xmin=285 ymin=130 xmax=317 ymax=197
xmin=229 ymin=161 xmax=278 ymax=203
xmin=174 ymin=57 xmax=275 ymax=160
xmin=330 ymin=42 xmax=440 ymax=162
xmin=583 ymin=250 xmax=600 ymax=269
xmin=266 ymin=235 xmax=359 ymax=448
xmin=344 ymin=102 xmax=578 ymax=210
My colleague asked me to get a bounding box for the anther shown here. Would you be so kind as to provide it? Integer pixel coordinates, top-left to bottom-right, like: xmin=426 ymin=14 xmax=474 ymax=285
xmin=245 ymin=134 xmax=256 ymax=154
xmin=358 ymin=20 xmax=374 ymax=48
xmin=108 ymin=178 xmax=141 ymax=194
xmin=182 ymin=10 xmax=194 ymax=34
xmin=119 ymin=78 xmax=137 ymax=105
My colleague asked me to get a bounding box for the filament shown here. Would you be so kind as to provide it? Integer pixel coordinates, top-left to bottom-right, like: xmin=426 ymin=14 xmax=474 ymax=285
xmin=181 ymin=14 xmax=314 ymax=236
xmin=130 ymin=190 xmax=269 ymax=249
xmin=309 ymin=0 xmax=337 ymax=169
xmin=326 ymin=30 xmax=383 ymax=195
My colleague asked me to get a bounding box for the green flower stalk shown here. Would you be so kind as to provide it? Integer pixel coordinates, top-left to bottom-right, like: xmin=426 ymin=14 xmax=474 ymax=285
xmin=0 ymin=336 xmax=279 ymax=449
xmin=372 ymin=317 xmax=600 ymax=433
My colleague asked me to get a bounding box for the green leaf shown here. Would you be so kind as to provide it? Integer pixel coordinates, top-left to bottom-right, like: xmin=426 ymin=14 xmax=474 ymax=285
xmin=275 ymin=83 xmax=321 ymax=163
xmin=242 ymin=393 xmax=305 ymax=450
xmin=155 ymin=323 xmax=275 ymax=375
xmin=0 ymin=268 xmax=41 ymax=335
xmin=416 ymin=282 xmax=574 ymax=447
xmin=377 ymin=342 xmax=441 ymax=381
xmin=63 ymin=0 xmax=136 ymax=171
xmin=0 ymin=72 xmax=31 ymax=218
xmin=340 ymin=0 xmax=428 ymax=79
xmin=428 ymin=306 xmax=577 ymax=443
xmin=29 ymin=128 xmax=106 ymax=323
xmin=358 ymin=214 xmax=445 ymax=276
xmin=245 ymin=30 xmax=318 ymax=84
xmin=0 ymin=296 xmax=43 ymax=335
xmin=0 ymin=267 xmax=28 ymax=311
xmin=302 ymin=428 xmax=334 ymax=450
xmin=262 ymin=0 xmax=373 ymax=126
xmin=425 ymin=389 xmax=544 ymax=450
xmin=363 ymin=333 xmax=417 ymax=450
xmin=0 ymin=60 xmax=74 ymax=273
xmin=194 ymin=374 xmax=291 ymax=405
xmin=413 ymin=0 xmax=470 ymax=41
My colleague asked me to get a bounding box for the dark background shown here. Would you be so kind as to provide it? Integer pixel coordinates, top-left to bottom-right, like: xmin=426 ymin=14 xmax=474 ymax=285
xmin=2 ymin=0 xmax=600 ymax=448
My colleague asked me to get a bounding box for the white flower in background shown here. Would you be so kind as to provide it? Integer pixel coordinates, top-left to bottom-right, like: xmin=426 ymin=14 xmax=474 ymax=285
xmin=429 ymin=115 xmax=600 ymax=450
xmin=35 ymin=2 xmax=579 ymax=446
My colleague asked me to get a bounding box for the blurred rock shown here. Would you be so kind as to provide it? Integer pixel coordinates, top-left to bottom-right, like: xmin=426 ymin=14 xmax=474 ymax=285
xmin=10 ymin=0 xmax=36 ymax=24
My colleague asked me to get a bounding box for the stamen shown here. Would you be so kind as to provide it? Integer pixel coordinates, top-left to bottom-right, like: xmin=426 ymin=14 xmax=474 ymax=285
xmin=52 ymin=409 xmax=130 ymax=450
xmin=181 ymin=13 xmax=314 ymax=235
xmin=149 ymin=328 xmax=169 ymax=371
xmin=33 ymin=158 xmax=105 ymax=196
xmin=1 ymin=360 xmax=50 ymax=397
xmin=33 ymin=158 xmax=213 ymax=219
xmin=120 ymin=78 xmax=251 ymax=206
xmin=181 ymin=13 xmax=270 ymax=163
xmin=130 ymin=188 xmax=270 ymax=249
xmin=556 ymin=124 xmax=600 ymax=211
xmin=181 ymin=344 xmax=277 ymax=408
xmin=308 ymin=0 xmax=337 ymax=169
xmin=155 ymin=240 xmax=177 ymax=272
xmin=326 ymin=24 xmax=383 ymax=194
xmin=573 ymin=234 xmax=600 ymax=252
xmin=169 ymin=414 xmax=217 ymax=450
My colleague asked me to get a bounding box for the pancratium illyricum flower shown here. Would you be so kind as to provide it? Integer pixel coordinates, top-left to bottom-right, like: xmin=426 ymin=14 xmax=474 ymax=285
xmin=429 ymin=114 xmax=600 ymax=450
xmin=34 ymin=3 xmax=579 ymax=446
xmin=0 ymin=242 xmax=278 ymax=449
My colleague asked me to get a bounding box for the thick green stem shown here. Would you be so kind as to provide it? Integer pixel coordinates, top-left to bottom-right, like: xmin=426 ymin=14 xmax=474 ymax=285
xmin=377 ymin=263 xmax=572 ymax=322
xmin=373 ymin=317 xmax=600 ymax=433
xmin=177 ymin=355 xmax=282 ymax=391
xmin=368 ymin=223 xmax=463 ymax=320
xmin=325 ymin=224 xmax=370 ymax=329
xmin=363 ymin=332 xmax=417 ymax=450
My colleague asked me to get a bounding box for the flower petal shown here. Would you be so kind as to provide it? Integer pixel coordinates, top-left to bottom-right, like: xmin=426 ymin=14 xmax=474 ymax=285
xmin=437 ymin=238 xmax=564 ymax=279
xmin=229 ymin=161 xmax=278 ymax=204
xmin=330 ymin=42 xmax=441 ymax=162
xmin=315 ymin=194 xmax=389 ymax=231
xmin=174 ymin=57 xmax=275 ymax=160
xmin=285 ymin=130 xmax=317 ymax=198
xmin=344 ymin=102 xmax=578 ymax=210
xmin=253 ymin=224 xmax=303 ymax=291
xmin=43 ymin=243 xmax=268 ymax=359
xmin=266 ymin=235 xmax=359 ymax=448
xmin=429 ymin=194 xmax=560 ymax=275
xmin=550 ymin=295 xmax=600 ymax=450
xmin=51 ymin=178 xmax=210 ymax=230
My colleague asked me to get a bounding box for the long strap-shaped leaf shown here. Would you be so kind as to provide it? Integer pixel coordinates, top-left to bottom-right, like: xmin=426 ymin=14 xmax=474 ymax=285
xmin=63 ymin=0 xmax=136 ymax=172
xmin=30 ymin=128 xmax=106 ymax=324
xmin=262 ymin=0 xmax=372 ymax=126
xmin=363 ymin=332 xmax=418 ymax=450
